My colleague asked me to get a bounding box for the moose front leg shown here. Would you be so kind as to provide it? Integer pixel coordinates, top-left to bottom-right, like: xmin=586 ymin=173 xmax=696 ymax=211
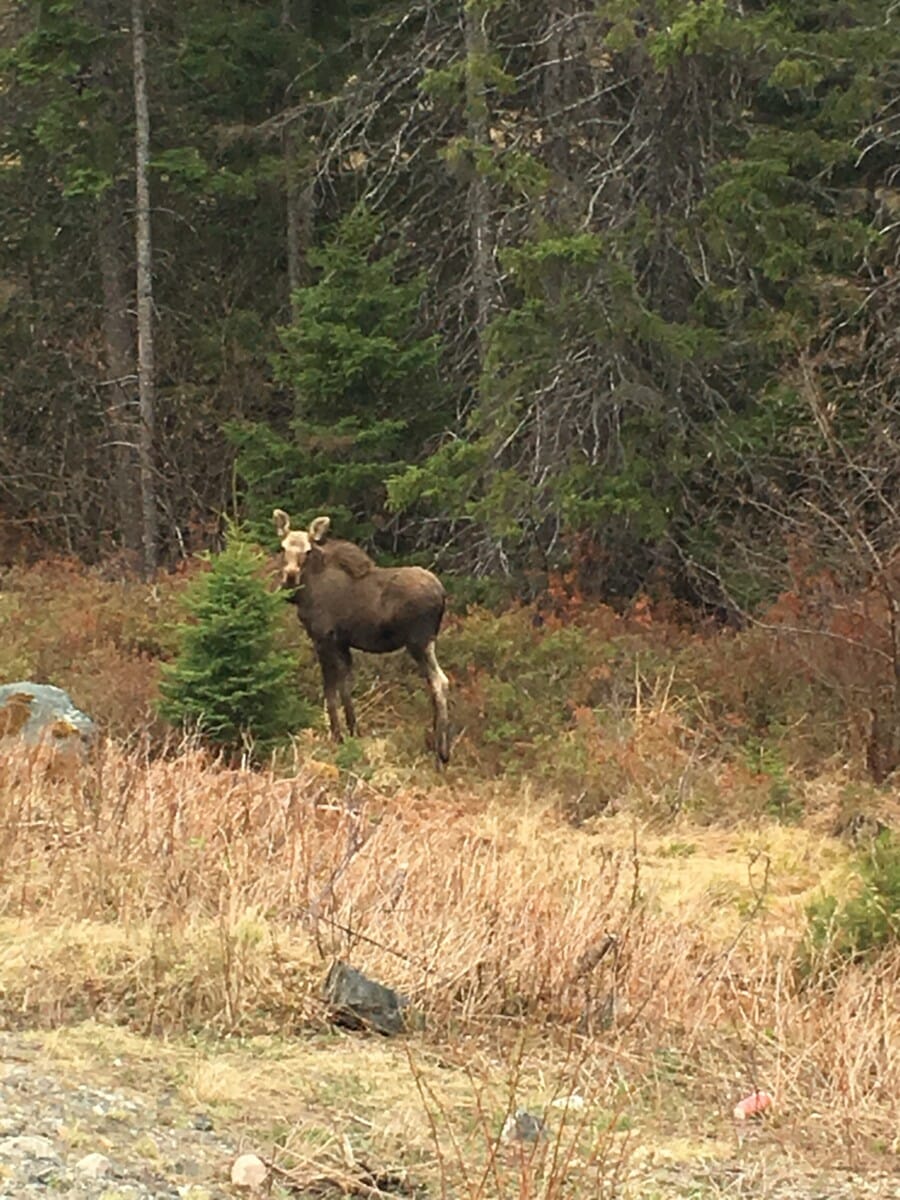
xmin=315 ymin=643 xmax=344 ymax=742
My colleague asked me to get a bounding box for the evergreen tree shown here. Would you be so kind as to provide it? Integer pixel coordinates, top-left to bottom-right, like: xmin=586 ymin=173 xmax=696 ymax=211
xmin=158 ymin=529 xmax=309 ymax=759
xmin=229 ymin=204 xmax=446 ymax=546
xmin=388 ymin=0 xmax=900 ymax=598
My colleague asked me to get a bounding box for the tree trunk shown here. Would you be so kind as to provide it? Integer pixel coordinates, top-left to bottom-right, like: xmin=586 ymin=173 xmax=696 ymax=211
xmin=281 ymin=1 xmax=314 ymax=315
xmin=132 ymin=0 xmax=158 ymax=575
xmin=95 ymin=188 xmax=141 ymax=557
xmin=542 ymin=5 xmax=572 ymax=219
xmin=283 ymin=126 xmax=315 ymax=314
xmin=463 ymin=0 xmax=496 ymax=354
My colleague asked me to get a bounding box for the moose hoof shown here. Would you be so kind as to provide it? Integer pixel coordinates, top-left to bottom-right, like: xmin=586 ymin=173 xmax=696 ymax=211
xmin=427 ymin=730 xmax=451 ymax=766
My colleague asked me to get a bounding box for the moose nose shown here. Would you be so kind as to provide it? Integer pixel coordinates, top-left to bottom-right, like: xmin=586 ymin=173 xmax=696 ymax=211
xmin=281 ymin=570 xmax=300 ymax=590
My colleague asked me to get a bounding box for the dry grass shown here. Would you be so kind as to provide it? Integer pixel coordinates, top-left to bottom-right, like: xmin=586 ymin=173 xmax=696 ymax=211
xmin=0 ymin=738 xmax=897 ymax=1192
xmin=0 ymin=740 xmax=638 ymax=1030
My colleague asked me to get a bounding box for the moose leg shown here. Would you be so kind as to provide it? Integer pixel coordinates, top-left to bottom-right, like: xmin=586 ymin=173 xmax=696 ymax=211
xmin=409 ymin=641 xmax=451 ymax=764
xmin=315 ymin=644 xmax=344 ymax=742
xmin=335 ymin=645 xmax=358 ymax=737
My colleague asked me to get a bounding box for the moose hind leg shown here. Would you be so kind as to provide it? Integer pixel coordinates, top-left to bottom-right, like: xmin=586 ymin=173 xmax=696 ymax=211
xmin=410 ymin=641 xmax=451 ymax=764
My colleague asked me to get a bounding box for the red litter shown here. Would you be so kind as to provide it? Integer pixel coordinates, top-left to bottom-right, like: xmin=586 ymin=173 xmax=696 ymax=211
xmin=733 ymin=1090 xmax=774 ymax=1120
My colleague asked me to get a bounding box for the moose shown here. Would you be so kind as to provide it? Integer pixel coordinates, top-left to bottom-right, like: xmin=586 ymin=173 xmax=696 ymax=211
xmin=273 ymin=510 xmax=451 ymax=764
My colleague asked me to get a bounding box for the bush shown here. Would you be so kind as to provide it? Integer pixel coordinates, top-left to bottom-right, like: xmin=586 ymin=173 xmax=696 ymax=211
xmin=158 ymin=529 xmax=311 ymax=759
xmin=801 ymin=830 xmax=900 ymax=978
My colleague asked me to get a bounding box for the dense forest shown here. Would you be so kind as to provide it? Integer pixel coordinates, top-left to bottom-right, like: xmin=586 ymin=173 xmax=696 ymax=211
xmin=0 ymin=1 xmax=898 ymax=615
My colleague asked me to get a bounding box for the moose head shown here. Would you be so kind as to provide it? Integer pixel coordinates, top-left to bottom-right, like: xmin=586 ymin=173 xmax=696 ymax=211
xmin=273 ymin=510 xmax=330 ymax=589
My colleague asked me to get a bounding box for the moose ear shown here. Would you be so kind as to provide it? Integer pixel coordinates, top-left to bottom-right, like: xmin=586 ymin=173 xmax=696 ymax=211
xmin=273 ymin=509 xmax=291 ymax=538
xmin=309 ymin=515 xmax=331 ymax=544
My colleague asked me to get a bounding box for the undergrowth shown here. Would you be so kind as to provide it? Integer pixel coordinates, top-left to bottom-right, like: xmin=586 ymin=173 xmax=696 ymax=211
xmin=0 ymin=741 xmax=896 ymax=1168
xmin=0 ymin=555 xmax=894 ymax=814
xmin=802 ymin=831 xmax=900 ymax=978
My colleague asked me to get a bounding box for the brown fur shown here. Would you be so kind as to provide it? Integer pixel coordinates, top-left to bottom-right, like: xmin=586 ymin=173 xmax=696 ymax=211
xmin=274 ymin=511 xmax=451 ymax=764
xmin=313 ymin=539 xmax=375 ymax=581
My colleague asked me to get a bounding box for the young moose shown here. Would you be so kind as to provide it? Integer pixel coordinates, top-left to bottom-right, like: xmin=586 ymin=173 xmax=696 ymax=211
xmin=273 ymin=510 xmax=451 ymax=764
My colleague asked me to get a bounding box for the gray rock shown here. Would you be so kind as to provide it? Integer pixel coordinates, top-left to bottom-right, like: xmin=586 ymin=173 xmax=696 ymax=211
xmin=0 ymin=1133 xmax=63 ymax=1188
xmin=0 ymin=682 xmax=96 ymax=756
xmin=75 ymin=1151 xmax=113 ymax=1178
xmin=501 ymin=1108 xmax=548 ymax=1144
xmin=0 ymin=1032 xmax=235 ymax=1198
xmin=0 ymin=1133 xmax=61 ymax=1162
xmin=322 ymin=961 xmax=409 ymax=1037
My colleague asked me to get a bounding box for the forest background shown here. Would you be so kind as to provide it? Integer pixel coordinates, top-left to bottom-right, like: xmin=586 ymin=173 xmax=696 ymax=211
xmin=0 ymin=0 xmax=897 ymax=608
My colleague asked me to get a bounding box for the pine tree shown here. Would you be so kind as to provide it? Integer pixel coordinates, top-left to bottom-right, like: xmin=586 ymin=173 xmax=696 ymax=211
xmin=229 ymin=204 xmax=446 ymax=546
xmin=158 ymin=529 xmax=309 ymax=759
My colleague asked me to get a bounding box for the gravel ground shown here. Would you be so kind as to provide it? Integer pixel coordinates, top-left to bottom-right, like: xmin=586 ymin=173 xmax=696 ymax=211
xmin=1 ymin=1031 xmax=896 ymax=1199
xmin=0 ymin=1034 xmax=233 ymax=1199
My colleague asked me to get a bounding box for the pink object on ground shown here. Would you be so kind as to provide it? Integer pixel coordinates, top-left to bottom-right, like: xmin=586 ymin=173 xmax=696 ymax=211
xmin=733 ymin=1090 xmax=774 ymax=1120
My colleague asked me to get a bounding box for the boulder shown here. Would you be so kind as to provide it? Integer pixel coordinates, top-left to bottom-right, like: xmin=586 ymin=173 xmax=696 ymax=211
xmin=0 ymin=682 xmax=96 ymax=761
xmin=322 ymin=961 xmax=409 ymax=1037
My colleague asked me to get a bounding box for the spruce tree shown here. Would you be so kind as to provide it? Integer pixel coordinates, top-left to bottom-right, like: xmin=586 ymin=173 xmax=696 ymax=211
xmin=158 ymin=529 xmax=308 ymax=759
xmin=228 ymin=204 xmax=445 ymax=547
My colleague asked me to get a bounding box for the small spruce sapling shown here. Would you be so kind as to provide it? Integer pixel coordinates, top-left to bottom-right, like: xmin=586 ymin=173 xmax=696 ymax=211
xmin=158 ymin=526 xmax=310 ymax=759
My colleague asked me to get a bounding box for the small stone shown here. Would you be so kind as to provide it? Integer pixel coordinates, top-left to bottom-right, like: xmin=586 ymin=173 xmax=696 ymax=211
xmin=76 ymin=1151 xmax=113 ymax=1178
xmin=0 ymin=1134 xmax=60 ymax=1161
xmin=501 ymin=1108 xmax=548 ymax=1144
xmin=231 ymin=1152 xmax=268 ymax=1189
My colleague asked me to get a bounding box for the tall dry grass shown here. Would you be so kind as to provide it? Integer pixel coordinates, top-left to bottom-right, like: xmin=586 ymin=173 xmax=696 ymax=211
xmin=0 ymin=740 xmax=635 ymax=1029
xmin=0 ymin=739 xmax=896 ymax=1156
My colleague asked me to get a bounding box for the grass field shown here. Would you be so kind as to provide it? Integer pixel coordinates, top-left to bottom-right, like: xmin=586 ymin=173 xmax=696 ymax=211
xmin=0 ymin=557 xmax=898 ymax=1196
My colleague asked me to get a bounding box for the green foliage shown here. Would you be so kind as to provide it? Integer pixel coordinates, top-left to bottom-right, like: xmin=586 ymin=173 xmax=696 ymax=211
xmin=440 ymin=611 xmax=614 ymax=767
xmin=332 ymin=736 xmax=372 ymax=779
xmin=2 ymin=0 xmax=899 ymax=617
xmin=801 ymin=832 xmax=900 ymax=976
xmin=1 ymin=3 xmax=124 ymax=197
xmin=441 ymin=137 xmax=550 ymax=198
xmin=390 ymin=226 xmax=702 ymax=562
xmin=158 ymin=529 xmax=310 ymax=759
xmin=743 ymin=739 xmax=803 ymax=824
xmin=648 ymin=0 xmax=727 ymax=68
xmin=151 ymin=146 xmax=211 ymax=190
xmin=422 ymin=56 xmax=515 ymax=104
xmin=232 ymin=205 xmax=446 ymax=544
